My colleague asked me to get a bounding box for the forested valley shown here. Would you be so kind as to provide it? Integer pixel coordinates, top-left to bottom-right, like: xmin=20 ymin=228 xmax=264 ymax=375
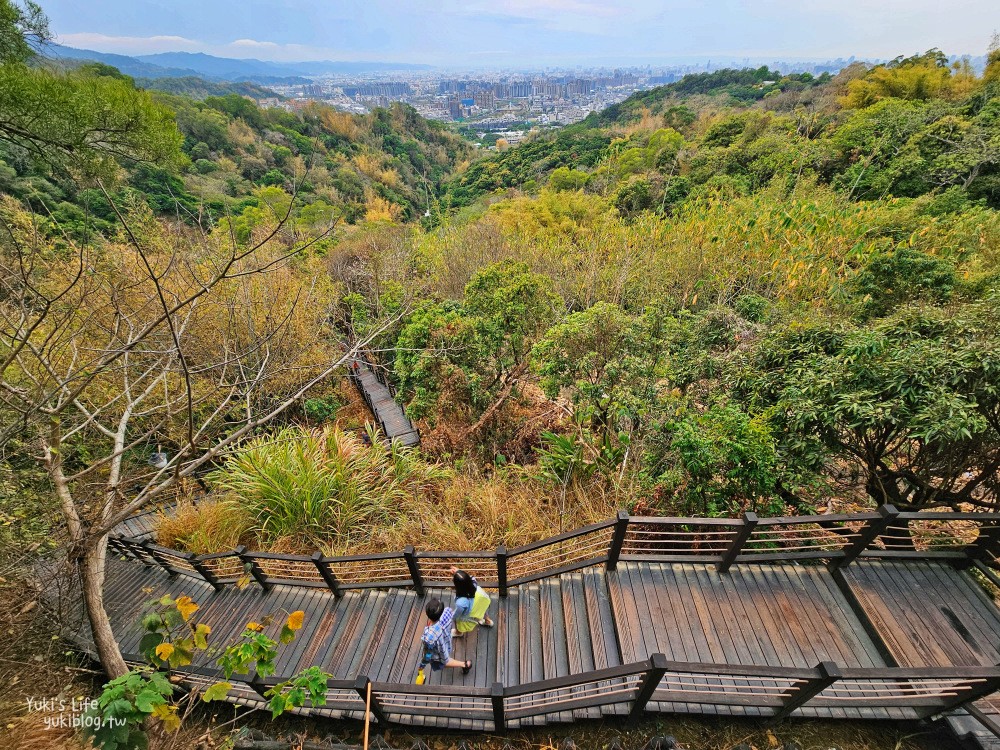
xmin=2 ymin=1 xmax=1000 ymax=747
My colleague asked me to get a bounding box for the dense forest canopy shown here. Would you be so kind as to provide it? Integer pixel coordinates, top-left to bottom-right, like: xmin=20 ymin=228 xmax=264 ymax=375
xmin=2 ymin=1 xmax=1000 ymax=739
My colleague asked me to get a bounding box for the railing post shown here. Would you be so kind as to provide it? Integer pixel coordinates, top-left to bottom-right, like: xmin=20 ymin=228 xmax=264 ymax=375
xmin=404 ymin=546 xmax=425 ymax=597
xmin=491 ymin=682 xmax=506 ymax=733
xmin=186 ymin=552 xmax=222 ymax=592
xmin=967 ymin=524 xmax=1000 ymax=564
xmin=110 ymin=536 xmax=141 ymax=562
xmin=607 ymin=510 xmax=630 ymax=571
xmin=311 ymin=551 xmax=343 ymax=598
xmin=354 ymin=675 xmax=390 ymax=726
xmin=627 ymin=653 xmax=668 ymax=724
xmin=921 ymin=664 xmax=1000 ymax=718
xmin=771 ymin=661 xmax=841 ymax=722
xmin=718 ymin=512 xmax=758 ymax=574
xmin=235 ymin=545 xmax=272 ymax=592
xmin=828 ymin=504 xmax=899 ymax=571
xmin=107 ymin=537 xmax=126 ymax=559
xmin=248 ymin=671 xmax=269 ymax=701
xmin=140 ymin=540 xmax=178 ymax=577
xmin=496 ymin=546 xmax=508 ymax=597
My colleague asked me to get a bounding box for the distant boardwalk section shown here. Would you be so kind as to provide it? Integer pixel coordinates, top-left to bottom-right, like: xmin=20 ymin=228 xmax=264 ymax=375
xmin=347 ymin=351 xmax=420 ymax=448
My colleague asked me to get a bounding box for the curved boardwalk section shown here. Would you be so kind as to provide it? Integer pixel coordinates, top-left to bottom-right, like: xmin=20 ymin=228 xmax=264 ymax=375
xmin=61 ymin=509 xmax=1000 ymax=732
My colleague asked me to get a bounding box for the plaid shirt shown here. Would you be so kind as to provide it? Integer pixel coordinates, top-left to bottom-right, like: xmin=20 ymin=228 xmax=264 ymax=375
xmin=421 ymin=607 xmax=455 ymax=664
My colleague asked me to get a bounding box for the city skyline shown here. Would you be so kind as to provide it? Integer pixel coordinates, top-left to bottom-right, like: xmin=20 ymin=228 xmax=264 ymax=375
xmin=42 ymin=0 xmax=999 ymax=67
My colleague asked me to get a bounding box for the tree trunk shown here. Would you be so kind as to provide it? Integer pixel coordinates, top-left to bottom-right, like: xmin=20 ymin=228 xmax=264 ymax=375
xmin=80 ymin=535 xmax=129 ymax=678
xmin=460 ymin=362 xmax=528 ymax=441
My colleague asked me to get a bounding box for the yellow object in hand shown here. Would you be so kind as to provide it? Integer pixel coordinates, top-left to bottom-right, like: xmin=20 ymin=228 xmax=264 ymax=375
xmin=415 ymin=667 xmax=426 ymax=685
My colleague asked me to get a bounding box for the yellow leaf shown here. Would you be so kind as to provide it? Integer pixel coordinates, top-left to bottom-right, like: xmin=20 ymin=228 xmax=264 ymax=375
xmin=176 ymin=595 xmax=199 ymax=622
xmin=286 ymin=610 xmax=304 ymax=631
xmin=152 ymin=703 xmax=181 ymax=732
xmin=246 ymin=621 xmax=264 ymax=632
xmin=155 ymin=643 xmax=175 ymax=662
xmin=194 ymin=623 xmax=212 ymax=649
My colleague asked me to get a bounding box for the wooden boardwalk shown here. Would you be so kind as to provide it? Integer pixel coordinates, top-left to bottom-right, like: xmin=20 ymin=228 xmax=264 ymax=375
xmin=63 ymin=509 xmax=1000 ymax=733
xmin=347 ymin=353 xmax=419 ymax=447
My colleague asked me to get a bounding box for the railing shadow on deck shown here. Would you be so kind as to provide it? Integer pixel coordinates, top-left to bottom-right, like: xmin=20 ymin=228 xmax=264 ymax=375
xmin=106 ymin=506 xmax=1000 ymax=728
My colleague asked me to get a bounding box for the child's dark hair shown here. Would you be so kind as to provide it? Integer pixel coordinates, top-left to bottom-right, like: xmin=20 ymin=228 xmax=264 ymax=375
xmin=425 ymin=598 xmax=445 ymax=622
xmin=452 ymin=569 xmax=477 ymax=598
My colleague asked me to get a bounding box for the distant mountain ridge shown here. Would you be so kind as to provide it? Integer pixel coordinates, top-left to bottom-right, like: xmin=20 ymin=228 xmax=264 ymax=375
xmin=45 ymin=44 xmax=434 ymax=82
xmin=135 ymin=51 xmax=434 ymax=77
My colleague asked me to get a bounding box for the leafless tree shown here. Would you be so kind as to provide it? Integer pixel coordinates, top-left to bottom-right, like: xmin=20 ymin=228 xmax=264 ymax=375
xmin=0 ymin=188 xmax=398 ymax=678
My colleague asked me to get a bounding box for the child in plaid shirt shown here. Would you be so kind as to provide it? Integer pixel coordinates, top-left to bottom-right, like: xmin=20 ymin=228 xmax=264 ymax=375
xmin=419 ymin=598 xmax=472 ymax=676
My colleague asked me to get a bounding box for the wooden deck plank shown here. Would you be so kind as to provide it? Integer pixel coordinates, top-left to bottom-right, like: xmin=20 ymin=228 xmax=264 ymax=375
xmin=687 ymin=565 xmax=765 ymax=718
xmin=919 ymin=562 xmax=1000 ymax=664
xmin=647 ymin=562 xmax=711 ymax=715
xmin=845 ymin=560 xmax=1000 ymax=668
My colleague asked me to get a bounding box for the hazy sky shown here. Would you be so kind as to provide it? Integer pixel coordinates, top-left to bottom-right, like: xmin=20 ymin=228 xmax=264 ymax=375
xmin=42 ymin=0 xmax=999 ymax=66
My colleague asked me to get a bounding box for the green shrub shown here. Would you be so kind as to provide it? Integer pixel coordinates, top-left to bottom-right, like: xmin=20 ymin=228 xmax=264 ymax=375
xmin=303 ymin=395 xmax=343 ymax=422
xmin=208 ymin=426 xmax=447 ymax=548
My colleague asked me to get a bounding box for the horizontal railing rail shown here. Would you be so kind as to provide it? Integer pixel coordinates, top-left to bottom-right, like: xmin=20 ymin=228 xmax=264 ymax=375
xmin=110 ymin=506 xmax=1000 ymax=596
xmin=120 ymin=650 xmax=1000 ymax=730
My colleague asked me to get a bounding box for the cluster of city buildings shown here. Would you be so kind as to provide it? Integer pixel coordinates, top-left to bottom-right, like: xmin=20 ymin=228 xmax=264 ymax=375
xmin=259 ymin=59 xmax=852 ymax=142
xmin=263 ymin=67 xmax=684 ymax=133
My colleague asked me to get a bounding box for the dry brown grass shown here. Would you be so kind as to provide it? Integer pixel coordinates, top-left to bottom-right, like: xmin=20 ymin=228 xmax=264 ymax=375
xmin=0 ymin=578 xmax=99 ymax=750
xmin=2 ymin=715 xmax=89 ymax=750
xmin=360 ymin=469 xmax=619 ymax=553
xmin=154 ymin=463 xmax=620 ymax=557
xmin=156 ymin=499 xmax=254 ymax=554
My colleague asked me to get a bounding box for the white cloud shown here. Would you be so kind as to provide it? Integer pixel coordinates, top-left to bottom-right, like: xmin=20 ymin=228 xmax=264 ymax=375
xmin=230 ymin=38 xmax=281 ymax=50
xmin=58 ymin=32 xmax=200 ymax=54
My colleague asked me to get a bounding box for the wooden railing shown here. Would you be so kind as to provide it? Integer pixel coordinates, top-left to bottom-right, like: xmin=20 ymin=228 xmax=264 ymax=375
xmin=106 ymin=507 xmax=1000 ymax=729
xmin=109 ymin=506 xmax=1000 ymax=596
xmin=120 ymin=650 xmax=1000 ymax=729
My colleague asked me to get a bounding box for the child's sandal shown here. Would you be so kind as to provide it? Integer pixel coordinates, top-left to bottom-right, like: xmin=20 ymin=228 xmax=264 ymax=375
xmin=462 ymin=660 xmax=472 ymax=675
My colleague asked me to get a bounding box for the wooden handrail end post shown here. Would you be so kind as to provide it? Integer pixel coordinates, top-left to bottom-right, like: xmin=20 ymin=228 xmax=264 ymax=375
xmin=627 ymin=653 xmax=668 ymax=725
xmin=187 ymin=552 xmax=222 ymax=592
xmin=354 ymin=675 xmax=390 ymax=726
xmin=140 ymin=539 xmax=178 ymax=578
xmin=235 ymin=545 xmax=272 ymax=593
xmin=718 ymin=512 xmax=758 ymax=574
xmin=607 ymin=510 xmax=630 ymax=572
xmin=771 ymin=661 xmax=841 ymax=723
xmin=312 ymin=550 xmax=343 ymax=598
xmin=829 ymin=504 xmax=899 ymax=572
xmin=404 ymin=546 xmax=425 ymax=597
xmin=496 ymin=545 xmax=509 ymax=597
xmin=491 ymin=682 xmax=506 ymax=733
xmin=248 ymin=671 xmax=269 ymax=700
